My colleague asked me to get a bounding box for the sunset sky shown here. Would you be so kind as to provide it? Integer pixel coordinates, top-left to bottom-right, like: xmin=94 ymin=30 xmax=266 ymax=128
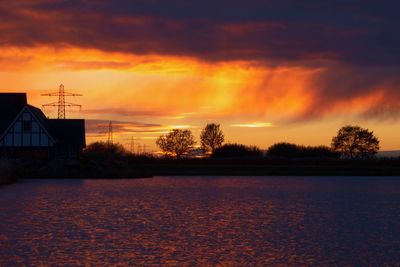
xmin=1 ymin=1 xmax=400 ymax=152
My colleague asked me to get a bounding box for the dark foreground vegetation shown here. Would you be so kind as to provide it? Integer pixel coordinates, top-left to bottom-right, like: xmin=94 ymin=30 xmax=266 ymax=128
xmin=1 ymin=124 xmax=398 ymax=183
xmin=5 ymin=156 xmax=400 ymax=179
xmin=82 ymin=154 xmax=400 ymax=176
xmin=2 ymin=147 xmax=400 ymax=182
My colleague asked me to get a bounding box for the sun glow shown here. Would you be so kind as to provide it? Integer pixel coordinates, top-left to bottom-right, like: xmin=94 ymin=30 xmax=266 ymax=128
xmin=232 ymin=122 xmax=274 ymax=128
xmin=1 ymin=45 xmax=400 ymax=150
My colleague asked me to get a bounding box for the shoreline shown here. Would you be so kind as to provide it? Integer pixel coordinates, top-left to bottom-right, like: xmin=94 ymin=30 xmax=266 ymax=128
xmin=0 ymin=159 xmax=17 ymax=186
xmin=2 ymin=157 xmax=400 ymax=180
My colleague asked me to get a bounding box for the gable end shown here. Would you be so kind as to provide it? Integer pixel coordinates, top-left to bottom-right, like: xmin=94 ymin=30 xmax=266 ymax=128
xmin=0 ymin=107 xmax=55 ymax=147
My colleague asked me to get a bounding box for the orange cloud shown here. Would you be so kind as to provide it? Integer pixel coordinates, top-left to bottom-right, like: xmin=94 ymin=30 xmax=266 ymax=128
xmin=1 ymin=45 xmax=400 ymax=150
xmin=1 ymin=45 xmax=399 ymax=122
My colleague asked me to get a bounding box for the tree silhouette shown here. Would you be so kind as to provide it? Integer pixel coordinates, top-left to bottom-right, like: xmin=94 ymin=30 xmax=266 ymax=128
xmin=200 ymin=123 xmax=224 ymax=153
xmin=156 ymin=129 xmax=196 ymax=159
xmin=331 ymin=125 xmax=379 ymax=159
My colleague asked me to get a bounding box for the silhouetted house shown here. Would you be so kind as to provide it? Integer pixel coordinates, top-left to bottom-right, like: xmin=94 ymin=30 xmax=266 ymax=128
xmin=0 ymin=93 xmax=85 ymax=159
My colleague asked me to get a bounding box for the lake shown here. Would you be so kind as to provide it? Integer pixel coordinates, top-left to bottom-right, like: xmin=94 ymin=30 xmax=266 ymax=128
xmin=0 ymin=177 xmax=399 ymax=266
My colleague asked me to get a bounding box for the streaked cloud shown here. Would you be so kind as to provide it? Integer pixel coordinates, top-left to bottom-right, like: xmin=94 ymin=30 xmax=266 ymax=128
xmin=85 ymin=119 xmax=162 ymax=135
xmin=232 ymin=122 xmax=274 ymax=128
xmin=84 ymin=108 xmax=172 ymax=118
xmin=86 ymin=120 xmax=198 ymax=137
xmin=55 ymin=60 xmax=133 ymax=70
xmin=167 ymin=125 xmax=197 ymax=130
xmin=2 ymin=46 xmax=400 ymax=123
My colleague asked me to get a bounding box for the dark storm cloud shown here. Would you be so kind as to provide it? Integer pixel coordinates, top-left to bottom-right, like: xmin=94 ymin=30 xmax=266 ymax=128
xmin=307 ymin=63 xmax=400 ymax=119
xmin=1 ymin=0 xmax=400 ymax=64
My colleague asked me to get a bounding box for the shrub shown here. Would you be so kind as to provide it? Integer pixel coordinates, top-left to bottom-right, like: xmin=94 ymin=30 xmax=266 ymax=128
xmin=212 ymin=143 xmax=263 ymax=158
xmin=83 ymin=142 xmax=128 ymax=160
xmin=267 ymin=142 xmax=338 ymax=159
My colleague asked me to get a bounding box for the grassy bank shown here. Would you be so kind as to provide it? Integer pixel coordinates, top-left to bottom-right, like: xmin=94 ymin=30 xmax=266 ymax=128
xmin=120 ymin=157 xmax=400 ymax=176
xmin=3 ymin=156 xmax=400 ymax=180
xmin=13 ymin=159 xmax=153 ymax=179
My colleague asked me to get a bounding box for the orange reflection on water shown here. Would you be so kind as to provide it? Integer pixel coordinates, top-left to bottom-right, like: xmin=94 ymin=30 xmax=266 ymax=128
xmin=0 ymin=177 xmax=399 ymax=266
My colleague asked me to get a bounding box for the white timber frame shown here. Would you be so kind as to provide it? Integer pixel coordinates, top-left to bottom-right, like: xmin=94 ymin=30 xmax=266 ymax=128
xmin=0 ymin=107 xmax=55 ymax=147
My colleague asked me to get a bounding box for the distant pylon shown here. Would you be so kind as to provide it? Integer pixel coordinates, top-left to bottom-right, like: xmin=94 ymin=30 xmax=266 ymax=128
xmin=41 ymin=84 xmax=82 ymax=119
xmin=131 ymin=137 xmax=135 ymax=153
xmin=107 ymin=121 xmax=113 ymax=145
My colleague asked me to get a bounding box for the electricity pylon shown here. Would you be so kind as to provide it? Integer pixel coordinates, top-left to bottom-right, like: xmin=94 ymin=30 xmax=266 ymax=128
xmin=131 ymin=137 xmax=135 ymax=153
xmin=107 ymin=121 xmax=113 ymax=145
xmin=41 ymin=84 xmax=82 ymax=119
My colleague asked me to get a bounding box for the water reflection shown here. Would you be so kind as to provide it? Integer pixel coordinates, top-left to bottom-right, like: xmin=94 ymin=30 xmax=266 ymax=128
xmin=0 ymin=177 xmax=399 ymax=266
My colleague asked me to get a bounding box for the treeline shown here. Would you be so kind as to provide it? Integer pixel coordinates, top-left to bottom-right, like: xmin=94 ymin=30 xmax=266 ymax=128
xmin=209 ymin=142 xmax=338 ymax=159
xmin=152 ymin=123 xmax=380 ymax=160
xmin=83 ymin=141 xmax=338 ymax=160
xmin=266 ymin=143 xmax=339 ymax=159
xmin=3 ymin=143 xmax=400 ymax=179
xmin=83 ymin=124 xmax=379 ymax=160
xmin=76 ymin=141 xmax=400 ymax=176
xmin=0 ymin=124 xmax=393 ymax=181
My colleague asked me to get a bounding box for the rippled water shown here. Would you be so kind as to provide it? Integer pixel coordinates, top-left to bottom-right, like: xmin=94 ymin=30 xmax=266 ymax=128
xmin=0 ymin=177 xmax=399 ymax=266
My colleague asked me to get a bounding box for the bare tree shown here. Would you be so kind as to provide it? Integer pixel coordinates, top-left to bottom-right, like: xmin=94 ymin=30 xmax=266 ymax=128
xmin=331 ymin=125 xmax=379 ymax=159
xmin=156 ymin=129 xmax=196 ymax=159
xmin=200 ymin=123 xmax=224 ymax=153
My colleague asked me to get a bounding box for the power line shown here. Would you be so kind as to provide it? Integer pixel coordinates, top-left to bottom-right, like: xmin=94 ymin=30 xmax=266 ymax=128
xmin=131 ymin=137 xmax=135 ymax=153
xmin=41 ymin=84 xmax=82 ymax=119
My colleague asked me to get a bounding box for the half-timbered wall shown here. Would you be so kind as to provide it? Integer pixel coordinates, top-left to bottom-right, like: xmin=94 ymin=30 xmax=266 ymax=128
xmin=0 ymin=108 xmax=54 ymax=147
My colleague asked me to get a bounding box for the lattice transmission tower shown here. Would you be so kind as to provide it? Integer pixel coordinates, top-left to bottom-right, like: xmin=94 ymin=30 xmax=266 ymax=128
xmin=107 ymin=121 xmax=113 ymax=145
xmin=41 ymin=84 xmax=82 ymax=119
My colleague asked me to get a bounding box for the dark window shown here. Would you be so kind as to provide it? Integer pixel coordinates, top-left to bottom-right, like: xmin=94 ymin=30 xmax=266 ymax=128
xmin=23 ymin=121 xmax=32 ymax=132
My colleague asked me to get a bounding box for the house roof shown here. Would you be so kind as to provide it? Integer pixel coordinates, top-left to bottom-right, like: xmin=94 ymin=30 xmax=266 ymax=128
xmin=0 ymin=93 xmax=27 ymax=136
xmin=26 ymin=104 xmax=49 ymax=128
xmin=47 ymin=119 xmax=86 ymax=148
xmin=26 ymin=105 xmax=56 ymax=144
